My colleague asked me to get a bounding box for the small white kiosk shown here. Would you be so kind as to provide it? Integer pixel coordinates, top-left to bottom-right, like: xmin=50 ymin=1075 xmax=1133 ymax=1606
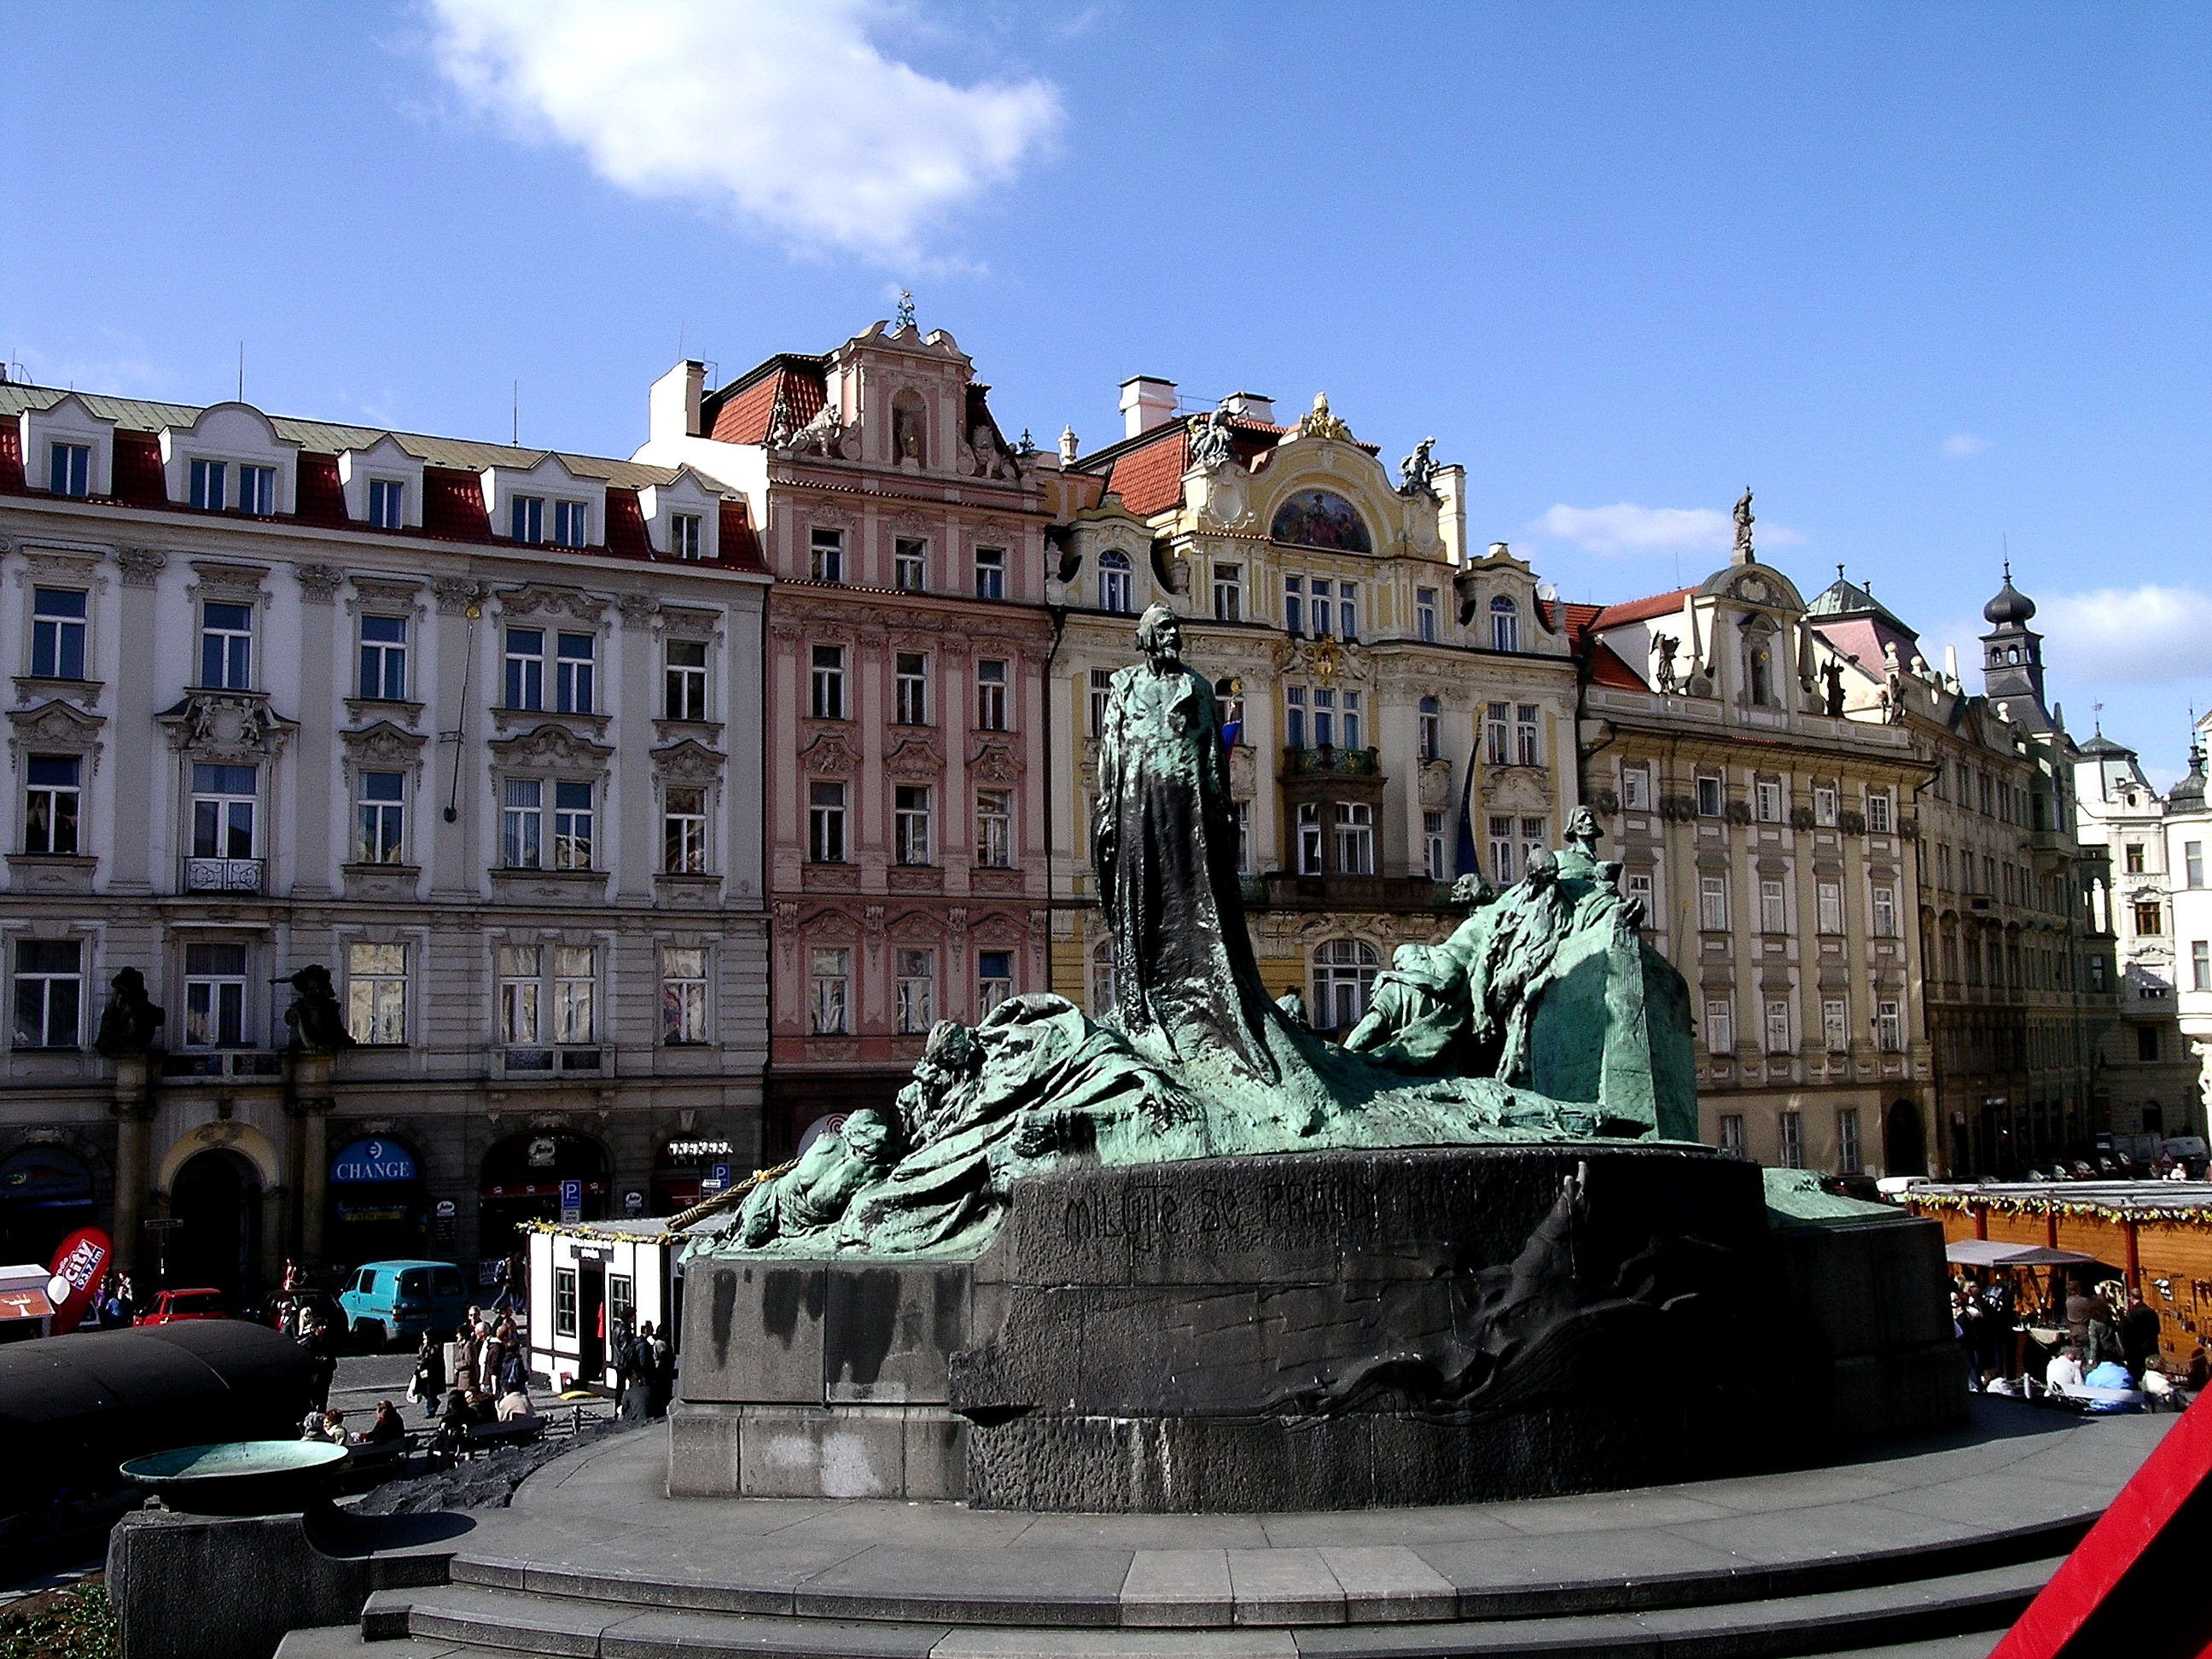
xmin=521 ymin=1218 xmax=693 ymax=1392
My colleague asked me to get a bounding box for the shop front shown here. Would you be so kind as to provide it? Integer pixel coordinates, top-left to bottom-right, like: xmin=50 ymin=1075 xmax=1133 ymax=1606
xmin=0 ymin=1144 xmax=96 ymax=1267
xmin=325 ymin=1136 xmax=430 ymax=1272
xmin=479 ymin=1132 xmax=608 ymax=1266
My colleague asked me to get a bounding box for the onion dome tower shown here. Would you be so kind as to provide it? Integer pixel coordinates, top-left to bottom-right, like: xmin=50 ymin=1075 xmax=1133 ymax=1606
xmin=1979 ymin=562 xmax=2052 ymax=731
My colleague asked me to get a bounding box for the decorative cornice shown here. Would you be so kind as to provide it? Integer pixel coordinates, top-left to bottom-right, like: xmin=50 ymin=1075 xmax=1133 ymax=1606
xmin=339 ymin=719 xmax=430 ymax=769
xmin=294 ymin=563 xmax=345 ymax=604
xmin=498 ymin=583 xmax=607 ymax=622
xmin=486 ymin=722 xmax=615 ymax=776
xmin=650 ymin=738 xmax=725 ymax=783
xmin=432 ymin=577 xmax=486 ymax=616
xmin=115 ymin=547 xmax=167 ymax=589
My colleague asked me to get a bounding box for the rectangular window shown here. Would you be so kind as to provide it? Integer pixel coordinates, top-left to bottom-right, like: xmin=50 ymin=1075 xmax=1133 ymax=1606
xmin=358 ymin=615 xmax=407 ymax=701
xmin=552 ymin=946 xmax=595 ymax=1043
xmin=664 ymin=638 xmax=707 ymax=721
xmin=1300 ymin=802 xmax=1324 ymax=875
xmin=182 ymin=941 xmax=248 ymax=1049
xmin=1764 ymin=998 xmax=1791 ymax=1053
xmin=1621 ymin=766 xmax=1651 ymax=811
xmin=975 ymin=659 xmax=1008 ymax=731
xmin=199 ymin=601 xmax=253 ymax=690
xmin=1704 ymin=998 xmax=1733 ymax=1056
xmin=1485 ymin=701 xmax=1510 ymax=766
xmin=1837 ymin=1108 xmax=1862 ymax=1175
xmin=661 ymin=946 xmax=707 ymax=1045
xmin=2135 ymin=900 xmax=2165 ymax=935
xmin=237 ymin=464 xmax=275 ymax=515
xmin=811 ymin=527 xmax=844 ymax=584
xmin=1871 ymin=883 xmax=1898 ymax=938
xmin=1813 ymin=784 xmax=1838 ymax=826
xmin=1866 ymin=791 xmax=1893 ymax=834
xmin=1417 ymin=699 xmax=1441 ymax=761
xmin=895 ymin=653 xmax=929 ymax=725
xmin=1341 ymin=690 xmax=1363 ymax=752
xmin=1779 ymin=1110 xmax=1804 ymax=1170
xmin=895 ymin=948 xmax=934 ymax=1033
xmin=662 ymin=786 xmax=707 ymax=873
xmin=1337 ymin=582 xmax=1358 ymax=641
xmin=894 ymin=537 xmax=927 ymax=591
xmin=1696 ymin=775 xmax=1723 ymax=818
xmin=1626 ymin=870 xmax=1654 ymax=916
xmin=669 ymin=512 xmax=702 ymax=559
xmin=346 ymin=942 xmax=407 ymax=1045
xmin=1488 ymin=815 xmax=1516 ymax=884
xmin=1755 ymin=780 xmax=1782 ymax=823
xmin=48 ymin=442 xmax=90 ymax=498
xmin=1822 ymin=998 xmax=1848 ymax=1052
xmin=894 ymin=784 xmax=932 ymax=865
xmin=31 ymin=588 xmax=87 ymax=679
xmin=1491 ymin=599 xmax=1519 ymax=653
xmin=1515 ymin=705 xmax=1540 ymax=767
xmin=367 ymin=477 xmax=406 ymax=530
xmin=510 ymin=495 xmax=544 ymax=544
xmin=808 ymin=781 xmax=847 ymax=863
xmin=809 ymin=947 xmax=850 ymax=1035
xmin=498 ymin=945 xmax=541 ymax=1045
xmin=504 ymin=628 xmax=545 ymax=710
xmin=1311 ymin=579 xmax=1334 ymax=639
xmin=1876 ymin=999 xmax=1902 ymax=1051
xmin=1816 ymin=880 xmax=1842 ymax=935
xmin=13 ymin=939 xmax=80 ymax=1048
xmin=1285 ymin=686 xmax=1307 ymax=750
xmin=553 ymin=1266 xmax=578 ymax=1337
xmin=1213 ymin=562 xmax=1243 ymax=622
xmin=1718 ymin=1113 xmax=1745 ymax=1156
xmin=1759 ymin=878 xmax=1786 ymax=934
xmin=1334 ymin=801 xmax=1374 ymax=875
xmin=2139 ymin=1024 xmax=2162 ymax=1062
xmin=355 ymin=771 xmax=405 ymax=864
xmin=1699 ymin=875 xmax=1728 ymax=932
xmin=189 ymin=458 xmax=226 ymax=511
xmin=1088 ymin=668 xmax=1113 ymax=738
xmin=1283 ymin=575 xmax=1304 ymax=637
xmin=552 ymin=499 xmax=588 ymax=548
xmin=2194 ymin=940 xmax=2209 ymax=993
xmin=976 ymin=789 xmax=1012 ymax=868
xmin=501 ymin=778 xmax=543 ymax=868
xmin=555 ymin=633 xmax=595 ymax=713
xmin=2186 ymin=841 xmax=2204 ymax=888
xmin=1311 ymin=686 xmax=1336 ymax=749
xmin=1416 ymin=586 xmax=1439 ymax=643
xmin=974 ymin=545 xmax=1005 ymax=600
xmin=810 ymin=644 xmax=845 ymax=719
xmin=24 ymin=755 xmax=80 ymax=855
xmin=978 ymin=950 xmax=1014 ymax=1015
xmin=1235 ymin=800 xmax=1252 ymax=876
xmin=190 ymin=763 xmax=257 ymax=859
xmin=1424 ymin=811 xmax=1447 ymax=882
xmin=1522 ymin=817 xmax=1547 ymax=872
xmin=552 ymin=780 xmax=593 ymax=869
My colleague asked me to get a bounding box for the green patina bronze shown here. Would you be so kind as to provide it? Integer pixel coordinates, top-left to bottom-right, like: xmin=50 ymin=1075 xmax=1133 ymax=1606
xmin=691 ymin=606 xmax=1698 ymax=1261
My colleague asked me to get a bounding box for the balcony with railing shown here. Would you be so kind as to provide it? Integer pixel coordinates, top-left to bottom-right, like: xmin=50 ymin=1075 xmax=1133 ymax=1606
xmin=1281 ymin=746 xmax=1382 ymax=780
xmin=180 ymin=856 xmax=265 ymax=894
xmin=498 ymin=1044 xmax=608 ymax=1078
xmin=161 ymin=1049 xmax=285 ymax=1080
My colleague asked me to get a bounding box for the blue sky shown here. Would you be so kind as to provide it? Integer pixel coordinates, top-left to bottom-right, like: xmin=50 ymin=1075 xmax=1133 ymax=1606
xmin=4 ymin=2 xmax=2207 ymax=775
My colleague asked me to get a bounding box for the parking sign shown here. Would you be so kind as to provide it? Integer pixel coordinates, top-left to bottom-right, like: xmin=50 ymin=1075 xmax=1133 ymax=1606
xmin=559 ymin=1179 xmax=583 ymax=1223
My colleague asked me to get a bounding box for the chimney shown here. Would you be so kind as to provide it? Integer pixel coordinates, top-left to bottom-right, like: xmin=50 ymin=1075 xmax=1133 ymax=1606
xmin=1219 ymin=391 xmax=1275 ymax=424
xmin=649 ymin=359 xmax=705 ymax=442
xmin=1119 ymin=375 xmax=1178 ymax=439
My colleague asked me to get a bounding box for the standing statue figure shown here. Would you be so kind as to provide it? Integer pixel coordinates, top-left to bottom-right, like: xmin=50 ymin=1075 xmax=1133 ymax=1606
xmin=1820 ymin=658 xmax=1846 ymax=718
xmin=1652 ymin=632 xmax=1680 ymax=695
xmin=94 ymin=967 xmax=166 ymax=1058
xmin=1399 ymin=436 xmax=1439 ymax=494
xmin=1187 ymin=407 xmax=1237 ymax=472
xmin=1095 ymin=604 xmax=1285 ymax=1086
xmin=1732 ymin=488 xmax=1755 ymax=562
xmin=279 ymin=964 xmax=356 ymax=1054
xmin=894 ymin=291 xmax=916 ymax=332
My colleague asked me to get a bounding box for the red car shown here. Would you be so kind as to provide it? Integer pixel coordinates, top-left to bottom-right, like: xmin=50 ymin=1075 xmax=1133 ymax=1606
xmin=136 ymin=1288 xmax=230 ymax=1324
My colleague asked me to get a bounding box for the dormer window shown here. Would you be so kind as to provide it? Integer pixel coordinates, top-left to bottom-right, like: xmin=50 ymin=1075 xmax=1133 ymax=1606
xmin=368 ymin=479 xmax=406 ymax=531
xmin=1098 ymin=550 xmax=1132 ymax=614
xmin=49 ymin=444 xmax=90 ymax=498
xmin=1490 ymin=596 xmax=1519 ymax=653
xmin=190 ymin=460 xmax=228 ymax=511
xmin=553 ymin=499 xmax=589 ymax=548
xmin=511 ymin=496 xmax=545 ymax=544
xmin=670 ymin=513 xmax=702 ymax=560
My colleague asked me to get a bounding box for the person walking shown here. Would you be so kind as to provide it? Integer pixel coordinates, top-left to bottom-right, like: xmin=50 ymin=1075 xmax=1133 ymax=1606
xmin=409 ymin=1330 xmax=447 ymax=1418
xmin=451 ymin=1320 xmax=481 ymax=1399
xmin=2121 ymin=1290 xmax=2164 ymax=1382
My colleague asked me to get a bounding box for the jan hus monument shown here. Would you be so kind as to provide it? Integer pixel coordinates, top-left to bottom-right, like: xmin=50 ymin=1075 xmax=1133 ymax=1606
xmin=672 ymin=606 xmax=1960 ymax=1510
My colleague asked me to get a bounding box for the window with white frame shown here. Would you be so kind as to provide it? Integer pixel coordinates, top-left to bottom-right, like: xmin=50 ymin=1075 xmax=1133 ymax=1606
xmin=975 ymin=789 xmax=1012 ymax=868
xmin=894 ymin=653 xmax=929 ymax=725
xmin=553 ymin=1266 xmax=577 ymax=1336
xmin=1698 ymin=875 xmax=1728 ymax=932
xmin=1214 ymin=678 xmax=1243 ymax=739
xmin=1778 ymin=1110 xmax=1804 ymax=1169
xmin=13 ymin=940 xmax=81 ymax=1049
xmin=236 ymin=464 xmax=275 ymax=515
xmin=182 ymin=942 xmax=248 ymax=1048
xmin=551 ymin=781 xmax=593 ymax=868
xmin=1836 ymin=1107 xmax=1862 ymax=1174
xmin=501 ymin=779 xmax=543 ymax=868
xmin=1764 ymin=998 xmax=1791 ymax=1053
xmin=1703 ymin=998 xmax=1733 ymax=1055
xmin=1283 ymin=575 xmax=1304 ymax=636
xmin=1871 ymin=882 xmax=1897 ymax=938
xmin=346 ymin=942 xmax=407 ymax=1045
xmin=199 ymin=602 xmax=252 ymax=690
xmin=1822 ymin=997 xmax=1848 ymax=1051
xmin=811 ymin=527 xmax=844 ymax=583
xmin=1235 ymin=799 xmax=1251 ymax=874
xmin=498 ymin=945 xmax=541 ymax=1045
xmin=1816 ymin=880 xmax=1842 ymax=934
xmin=1417 ymin=696 xmax=1441 ymax=761
xmin=48 ymin=443 xmax=90 ymax=498
xmin=1755 ymin=780 xmax=1782 ymax=823
xmin=1088 ymin=668 xmax=1112 ymax=737
xmin=1696 ymin=775 xmax=1723 ymax=818
xmin=1718 ymin=1112 xmax=1745 ymax=1156
xmin=24 ymin=756 xmax=80 ymax=855
xmin=807 ymin=781 xmax=847 ymax=863
xmin=358 ymin=615 xmax=408 ymax=701
xmin=2191 ymin=939 xmax=2209 ymax=992
xmin=1307 ymin=686 xmax=1336 ymax=748
xmin=1621 ymin=765 xmax=1651 ymax=811
xmin=504 ymin=628 xmax=544 ymax=709
xmin=1489 ymin=595 xmax=1519 ymax=653
xmin=975 ymin=659 xmax=1009 ymax=730
xmin=1090 ymin=941 xmax=1115 ymax=1019
xmin=810 ymin=644 xmax=846 ymax=719
xmin=668 ymin=512 xmax=702 ymax=560
xmin=1521 ymin=817 xmax=1548 ymax=872
xmin=552 ymin=946 xmax=597 ymax=1044
xmin=1313 ymin=939 xmax=1379 ymax=1031
xmin=1334 ymin=801 xmax=1374 ymax=874
xmin=1285 ymin=686 xmax=1307 ymax=748
xmin=978 ymin=950 xmax=1014 ymax=1014
xmin=895 ymin=537 xmax=928 ymax=591
xmin=1876 ymin=998 xmax=1902 ymax=1051
xmin=189 ymin=459 xmax=227 ymax=511
xmin=368 ymin=478 xmax=405 ymax=530
xmin=1424 ymin=811 xmax=1447 ymax=882
xmin=895 ymin=948 xmax=935 ymax=1033
xmin=510 ymin=495 xmax=544 ymax=544
xmin=975 ymin=544 xmax=1005 ymax=600
xmin=1866 ymin=789 xmax=1893 ymax=834
xmin=1813 ymin=783 xmax=1838 ymax=826
xmin=1625 ymin=870 xmax=1654 ymax=916
xmin=1759 ymin=878 xmax=1786 ymax=934
xmin=555 ymin=632 xmax=596 ymax=713
xmin=1337 ymin=583 xmax=1359 ymax=640
xmin=1416 ymin=586 xmax=1439 ymax=643
xmin=809 ymin=947 xmax=850 ymax=1034
xmin=1484 ymin=702 xmax=1509 ymax=765
xmin=1515 ymin=705 xmax=1540 ymax=766
xmin=190 ymin=764 xmax=257 ymax=859
xmin=1299 ymin=802 xmax=1324 ymax=874
xmin=31 ymin=588 xmax=87 ymax=679
xmin=662 ymin=787 xmax=707 ymax=873
xmin=661 ymin=946 xmax=707 ymax=1044
xmin=663 ymin=638 xmax=707 ymax=721
xmin=1487 ymin=815 xmax=1516 ymax=884
xmin=894 ymin=785 xmax=932 ymax=864
xmin=2185 ymin=841 xmax=2203 ymax=888
xmin=1213 ymin=562 xmax=1243 ymax=622
xmin=355 ymin=771 xmax=405 ymax=864
xmin=1310 ymin=578 xmax=1335 ymax=638
xmin=1340 ymin=690 xmax=1363 ymax=751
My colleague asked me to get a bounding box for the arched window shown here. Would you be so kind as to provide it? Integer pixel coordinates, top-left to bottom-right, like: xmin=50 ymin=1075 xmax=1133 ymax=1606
xmin=1489 ymin=595 xmax=1519 ymax=653
xmin=1312 ymin=939 xmax=1379 ymax=1033
xmin=1098 ymin=549 xmax=1133 ymax=614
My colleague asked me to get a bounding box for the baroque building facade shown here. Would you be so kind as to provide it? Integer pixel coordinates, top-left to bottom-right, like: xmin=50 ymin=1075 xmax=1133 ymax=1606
xmin=0 ymin=381 xmax=769 ymax=1304
xmin=634 ymin=318 xmax=1053 ymax=1155
xmin=1041 ymin=381 xmax=1579 ymax=1035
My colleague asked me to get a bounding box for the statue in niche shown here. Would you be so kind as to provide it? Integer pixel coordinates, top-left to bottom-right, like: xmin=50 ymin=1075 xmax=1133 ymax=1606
xmin=1187 ymin=407 xmax=1237 ymax=472
xmin=1652 ymin=632 xmax=1680 ymax=695
xmin=892 ymin=395 xmax=926 ymax=465
xmin=1820 ymin=658 xmax=1847 ymax=718
xmin=1399 ymin=436 xmax=1439 ymax=494
xmin=279 ymin=964 xmax=355 ymax=1054
xmin=94 ymin=968 xmax=166 ymax=1058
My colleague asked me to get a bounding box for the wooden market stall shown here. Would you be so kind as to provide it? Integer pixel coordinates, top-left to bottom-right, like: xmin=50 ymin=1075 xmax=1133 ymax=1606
xmin=521 ymin=1217 xmax=695 ymax=1394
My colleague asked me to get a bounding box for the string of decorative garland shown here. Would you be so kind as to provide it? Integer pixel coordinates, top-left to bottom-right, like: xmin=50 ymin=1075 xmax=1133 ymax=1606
xmin=1909 ymin=1191 xmax=2212 ymax=1226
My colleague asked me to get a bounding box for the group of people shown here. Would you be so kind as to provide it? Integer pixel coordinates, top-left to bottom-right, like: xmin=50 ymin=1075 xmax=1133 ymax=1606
xmin=1954 ymin=1267 xmax=2207 ymax=1408
xmin=611 ymin=1318 xmax=673 ymax=1420
xmin=301 ymin=1398 xmax=407 ymax=1447
xmin=409 ymin=1306 xmax=533 ymax=1429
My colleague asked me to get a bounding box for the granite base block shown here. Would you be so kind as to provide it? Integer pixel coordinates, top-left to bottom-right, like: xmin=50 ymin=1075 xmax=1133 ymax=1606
xmin=667 ymin=1400 xmax=969 ymax=1500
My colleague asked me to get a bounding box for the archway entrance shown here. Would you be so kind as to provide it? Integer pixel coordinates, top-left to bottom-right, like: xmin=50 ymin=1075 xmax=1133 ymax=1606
xmin=0 ymin=1144 xmax=95 ymax=1267
xmin=479 ymin=1132 xmax=608 ymax=1266
xmin=169 ymin=1149 xmax=262 ymax=1307
xmin=1883 ymin=1100 xmax=1927 ymax=1178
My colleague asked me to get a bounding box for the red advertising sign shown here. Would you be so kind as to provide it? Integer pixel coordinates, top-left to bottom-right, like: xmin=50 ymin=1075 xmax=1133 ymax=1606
xmin=46 ymin=1226 xmax=111 ymax=1334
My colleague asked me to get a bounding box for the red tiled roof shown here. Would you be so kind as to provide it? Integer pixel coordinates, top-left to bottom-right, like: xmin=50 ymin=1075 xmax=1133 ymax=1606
xmin=1587 ymin=640 xmax=1649 ymax=690
xmin=1590 ymin=586 xmax=1697 ymax=629
xmin=0 ymin=422 xmax=21 ymax=492
xmin=711 ymin=365 xmax=825 ymax=445
xmin=603 ymin=487 xmax=650 ymax=561
xmin=1103 ymin=428 xmax=1189 ymax=516
xmin=719 ymin=498 xmax=765 ymax=570
xmin=422 ymin=466 xmax=491 ymax=541
xmin=113 ymin=433 xmax=166 ymax=508
xmin=294 ymin=454 xmax=349 ymax=529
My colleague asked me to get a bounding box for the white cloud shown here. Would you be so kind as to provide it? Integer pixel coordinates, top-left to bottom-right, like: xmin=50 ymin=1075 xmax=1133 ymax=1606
xmin=1536 ymin=502 xmax=1803 ymax=556
xmin=2035 ymin=585 xmax=2212 ymax=687
xmin=423 ymin=0 xmax=1063 ymax=263
xmin=1942 ymin=433 xmax=1989 ymax=458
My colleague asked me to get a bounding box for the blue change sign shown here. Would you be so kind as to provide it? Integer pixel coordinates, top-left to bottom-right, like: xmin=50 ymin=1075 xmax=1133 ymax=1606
xmin=329 ymin=1138 xmax=418 ymax=1185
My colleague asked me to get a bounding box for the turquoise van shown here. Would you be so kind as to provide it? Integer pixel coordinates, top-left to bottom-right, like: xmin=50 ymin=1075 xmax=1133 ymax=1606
xmin=337 ymin=1259 xmax=470 ymax=1348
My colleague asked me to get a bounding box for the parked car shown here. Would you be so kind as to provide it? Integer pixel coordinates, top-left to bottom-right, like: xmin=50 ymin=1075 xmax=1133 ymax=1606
xmin=135 ymin=1288 xmax=230 ymax=1324
xmin=337 ymin=1260 xmax=470 ymax=1348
